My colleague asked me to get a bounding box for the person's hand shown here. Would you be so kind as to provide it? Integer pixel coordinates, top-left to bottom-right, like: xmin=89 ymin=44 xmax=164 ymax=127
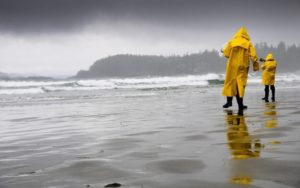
xmin=259 ymin=58 xmax=265 ymax=62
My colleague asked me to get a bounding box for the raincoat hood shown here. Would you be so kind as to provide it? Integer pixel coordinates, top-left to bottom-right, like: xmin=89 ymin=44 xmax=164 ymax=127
xmin=234 ymin=27 xmax=250 ymax=41
xmin=265 ymin=53 xmax=274 ymax=61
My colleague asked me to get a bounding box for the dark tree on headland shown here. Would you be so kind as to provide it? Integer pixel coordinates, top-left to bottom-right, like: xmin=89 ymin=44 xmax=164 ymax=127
xmin=255 ymin=42 xmax=300 ymax=72
xmin=75 ymin=42 xmax=300 ymax=78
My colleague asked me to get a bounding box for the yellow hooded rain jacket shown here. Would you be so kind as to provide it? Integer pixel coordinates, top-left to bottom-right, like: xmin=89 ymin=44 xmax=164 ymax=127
xmin=222 ymin=27 xmax=259 ymax=97
xmin=261 ymin=53 xmax=277 ymax=85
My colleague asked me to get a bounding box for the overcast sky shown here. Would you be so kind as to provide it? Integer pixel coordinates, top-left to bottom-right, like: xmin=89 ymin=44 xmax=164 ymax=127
xmin=0 ymin=0 xmax=299 ymax=77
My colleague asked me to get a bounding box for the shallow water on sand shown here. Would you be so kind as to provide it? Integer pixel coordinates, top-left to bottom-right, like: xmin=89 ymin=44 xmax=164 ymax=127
xmin=0 ymin=86 xmax=300 ymax=188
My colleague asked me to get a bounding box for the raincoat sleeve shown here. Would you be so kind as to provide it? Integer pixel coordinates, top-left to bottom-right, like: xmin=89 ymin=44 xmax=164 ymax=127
xmin=249 ymin=43 xmax=259 ymax=71
xmin=267 ymin=64 xmax=276 ymax=72
xmin=222 ymin=42 xmax=231 ymax=58
xmin=261 ymin=63 xmax=266 ymax=70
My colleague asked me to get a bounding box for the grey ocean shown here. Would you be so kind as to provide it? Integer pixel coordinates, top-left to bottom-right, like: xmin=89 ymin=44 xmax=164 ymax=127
xmin=1 ymin=73 xmax=300 ymax=188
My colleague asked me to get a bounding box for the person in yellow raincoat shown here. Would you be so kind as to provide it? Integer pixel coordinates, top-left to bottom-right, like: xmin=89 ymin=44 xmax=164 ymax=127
xmin=221 ymin=27 xmax=259 ymax=110
xmin=261 ymin=53 xmax=277 ymax=102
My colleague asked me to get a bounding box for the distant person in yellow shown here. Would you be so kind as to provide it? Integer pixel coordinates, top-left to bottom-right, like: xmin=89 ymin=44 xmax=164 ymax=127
xmin=261 ymin=53 xmax=277 ymax=102
xmin=221 ymin=27 xmax=259 ymax=110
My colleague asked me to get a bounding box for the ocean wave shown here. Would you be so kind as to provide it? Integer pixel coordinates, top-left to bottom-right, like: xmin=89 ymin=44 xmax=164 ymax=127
xmin=0 ymin=88 xmax=44 ymax=95
xmin=0 ymin=73 xmax=221 ymax=95
xmin=0 ymin=80 xmax=73 ymax=88
xmin=248 ymin=73 xmax=300 ymax=84
xmin=1 ymin=73 xmax=299 ymax=95
xmin=41 ymin=86 xmax=102 ymax=92
xmin=276 ymin=74 xmax=300 ymax=82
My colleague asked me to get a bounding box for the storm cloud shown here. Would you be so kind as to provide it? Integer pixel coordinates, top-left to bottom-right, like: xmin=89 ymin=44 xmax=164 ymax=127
xmin=1 ymin=0 xmax=299 ymax=35
xmin=0 ymin=0 xmax=299 ymax=76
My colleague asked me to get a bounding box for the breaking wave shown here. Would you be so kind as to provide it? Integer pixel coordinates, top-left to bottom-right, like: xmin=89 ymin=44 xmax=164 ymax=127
xmin=1 ymin=73 xmax=300 ymax=95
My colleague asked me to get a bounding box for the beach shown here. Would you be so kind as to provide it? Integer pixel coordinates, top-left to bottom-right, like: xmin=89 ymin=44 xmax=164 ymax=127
xmin=1 ymin=79 xmax=300 ymax=188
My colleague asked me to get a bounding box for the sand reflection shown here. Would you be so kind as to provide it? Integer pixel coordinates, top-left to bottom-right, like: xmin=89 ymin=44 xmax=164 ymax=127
xmin=264 ymin=103 xmax=278 ymax=129
xmin=226 ymin=110 xmax=262 ymax=160
xmin=225 ymin=110 xmax=262 ymax=185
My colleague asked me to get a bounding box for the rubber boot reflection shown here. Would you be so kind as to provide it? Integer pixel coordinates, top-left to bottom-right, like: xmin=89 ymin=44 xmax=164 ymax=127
xmin=225 ymin=110 xmax=263 ymax=185
xmin=226 ymin=110 xmax=262 ymax=159
xmin=264 ymin=103 xmax=277 ymax=129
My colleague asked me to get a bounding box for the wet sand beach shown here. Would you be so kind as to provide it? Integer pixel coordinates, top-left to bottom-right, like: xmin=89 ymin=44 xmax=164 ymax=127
xmin=1 ymin=84 xmax=300 ymax=188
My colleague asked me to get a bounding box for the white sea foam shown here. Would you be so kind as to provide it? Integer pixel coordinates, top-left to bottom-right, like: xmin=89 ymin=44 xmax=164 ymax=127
xmin=0 ymin=73 xmax=299 ymax=95
xmin=248 ymin=73 xmax=300 ymax=84
xmin=0 ymin=80 xmax=72 ymax=88
xmin=276 ymin=74 xmax=300 ymax=82
xmin=0 ymin=88 xmax=44 ymax=95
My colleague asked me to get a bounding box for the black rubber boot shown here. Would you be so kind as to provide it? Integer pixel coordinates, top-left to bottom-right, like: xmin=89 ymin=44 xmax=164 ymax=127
xmin=264 ymin=85 xmax=269 ymax=103
xmin=271 ymin=85 xmax=275 ymax=102
xmin=238 ymin=109 xmax=244 ymax=116
xmin=236 ymin=96 xmax=247 ymax=110
xmin=223 ymin=97 xmax=233 ymax=108
xmin=235 ymin=86 xmax=247 ymax=109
